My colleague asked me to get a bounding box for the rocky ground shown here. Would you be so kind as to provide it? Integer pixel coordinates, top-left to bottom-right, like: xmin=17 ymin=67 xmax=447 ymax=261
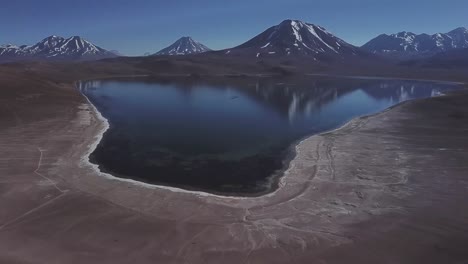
xmin=0 ymin=60 xmax=467 ymax=263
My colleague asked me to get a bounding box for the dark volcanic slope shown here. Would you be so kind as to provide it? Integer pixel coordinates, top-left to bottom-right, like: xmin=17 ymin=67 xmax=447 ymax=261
xmin=222 ymin=19 xmax=367 ymax=61
xmin=154 ymin=37 xmax=211 ymax=56
xmin=0 ymin=35 xmax=118 ymax=63
xmin=363 ymin=27 xmax=468 ymax=58
xmin=405 ymin=47 xmax=468 ymax=68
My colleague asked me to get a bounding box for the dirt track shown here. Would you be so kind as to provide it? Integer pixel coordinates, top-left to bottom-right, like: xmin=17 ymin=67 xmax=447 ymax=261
xmin=1 ymin=62 xmax=468 ymax=263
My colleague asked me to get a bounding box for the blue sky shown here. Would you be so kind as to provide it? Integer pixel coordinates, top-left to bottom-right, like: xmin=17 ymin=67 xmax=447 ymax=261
xmin=1 ymin=0 xmax=467 ymax=55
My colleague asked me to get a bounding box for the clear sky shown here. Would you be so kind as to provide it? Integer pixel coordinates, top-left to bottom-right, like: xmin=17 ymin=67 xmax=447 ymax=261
xmin=1 ymin=0 xmax=467 ymax=56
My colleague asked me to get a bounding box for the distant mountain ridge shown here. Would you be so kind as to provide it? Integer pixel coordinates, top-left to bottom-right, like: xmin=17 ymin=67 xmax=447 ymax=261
xmin=362 ymin=27 xmax=468 ymax=59
xmin=0 ymin=35 xmax=118 ymax=62
xmin=154 ymin=37 xmax=211 ymax=55
xmin=2 ymin=23 xmax=466 ymax=67
xmin=221 ymin=19 xmax=367 ymax=61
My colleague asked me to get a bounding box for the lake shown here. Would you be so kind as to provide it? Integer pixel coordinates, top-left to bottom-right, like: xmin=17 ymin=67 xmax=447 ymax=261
xmin=80 ymin=76 xmax=461 ymax=195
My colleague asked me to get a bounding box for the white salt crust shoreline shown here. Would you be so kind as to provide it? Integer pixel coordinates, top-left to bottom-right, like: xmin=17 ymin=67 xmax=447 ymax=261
xmin=76 ymin=78 xmax=465 ymax=200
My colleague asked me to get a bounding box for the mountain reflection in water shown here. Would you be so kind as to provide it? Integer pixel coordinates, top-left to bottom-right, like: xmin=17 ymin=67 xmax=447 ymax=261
xmin=81 ymin=76 xmax=460 ymax=195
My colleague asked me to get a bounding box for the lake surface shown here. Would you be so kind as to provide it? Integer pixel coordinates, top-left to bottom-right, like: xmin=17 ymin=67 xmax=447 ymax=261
xmin=80 ymin=76 xmax=461 ymax=195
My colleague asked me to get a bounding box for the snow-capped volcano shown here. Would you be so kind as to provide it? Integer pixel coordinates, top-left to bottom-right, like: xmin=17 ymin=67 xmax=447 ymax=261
xmin=362 ymin=27 xmax=468 ymax=58
xmin=223 ymin=19 xmax=363 ymax=59
xmin=0 ymin=35 xmax=118 ymax=63
xmin=154 ymin=37 xmax=211 ymax=55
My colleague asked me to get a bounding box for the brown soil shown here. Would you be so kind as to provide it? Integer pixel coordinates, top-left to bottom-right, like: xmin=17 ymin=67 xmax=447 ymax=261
xmin=0 ymin=59 xmax=467 ymax=263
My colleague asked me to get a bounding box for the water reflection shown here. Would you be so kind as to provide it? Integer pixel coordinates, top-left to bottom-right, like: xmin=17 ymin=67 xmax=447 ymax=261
xmin=81 ymin=76 xmax=460 ymax=195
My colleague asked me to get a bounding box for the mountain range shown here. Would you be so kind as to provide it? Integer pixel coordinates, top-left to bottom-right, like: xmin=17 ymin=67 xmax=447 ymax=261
xmin=362 ymin=27 xmax=468 ymax=59
xmin=1 ymin=20 xmax=467 ymax=66
xmin=0 ymin=35 xmax=118 ymax=62
xmin=154 ymin=36 xmax=211 ymax=55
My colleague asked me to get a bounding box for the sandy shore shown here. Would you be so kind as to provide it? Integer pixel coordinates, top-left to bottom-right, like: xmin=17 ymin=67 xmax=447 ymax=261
xmin=1 ymin=68 xmax=468 ymax=263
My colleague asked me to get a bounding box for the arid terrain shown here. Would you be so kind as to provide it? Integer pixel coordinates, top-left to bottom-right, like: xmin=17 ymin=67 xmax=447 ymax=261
xmin=0 ymin=58 xmax=468 ymax=263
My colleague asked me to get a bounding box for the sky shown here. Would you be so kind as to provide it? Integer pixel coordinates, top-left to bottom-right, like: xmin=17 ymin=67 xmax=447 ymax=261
xmin=1 ymin=0 xmax=467 ymax=56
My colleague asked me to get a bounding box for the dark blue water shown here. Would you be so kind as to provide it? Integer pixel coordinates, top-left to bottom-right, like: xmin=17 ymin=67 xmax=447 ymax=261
xmin=80 ymin=76 xmax=461 ymax=195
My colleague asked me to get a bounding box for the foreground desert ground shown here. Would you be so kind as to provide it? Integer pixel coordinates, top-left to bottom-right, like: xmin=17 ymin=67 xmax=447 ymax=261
xmin=0 ymin=60 xmax=467 ymax=263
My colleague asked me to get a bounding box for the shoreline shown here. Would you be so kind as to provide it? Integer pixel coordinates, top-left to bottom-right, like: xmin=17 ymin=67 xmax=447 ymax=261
xmin=3 ymin=65 xmax=468 ymax=263
xmin=77 ymin=75 xmax=466 ymax=199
